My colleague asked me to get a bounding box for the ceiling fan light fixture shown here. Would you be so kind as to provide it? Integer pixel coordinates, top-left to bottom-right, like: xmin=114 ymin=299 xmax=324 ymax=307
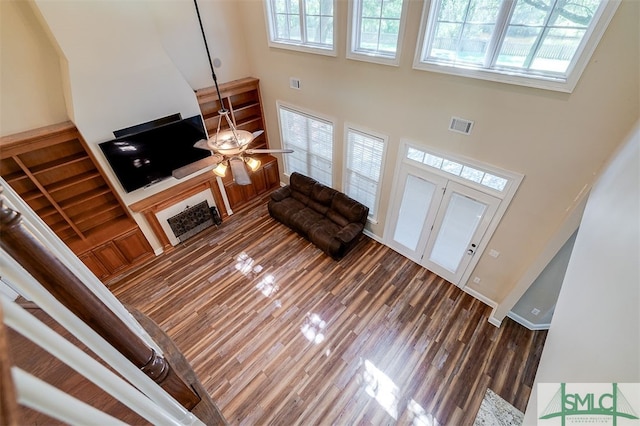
xmin=212 ymin=161 xmax=228 ymax=178
xmin=210 ymin=128 xmax=255 ymax=156
xmin=246 ymin=157 xmax=261 ymax=172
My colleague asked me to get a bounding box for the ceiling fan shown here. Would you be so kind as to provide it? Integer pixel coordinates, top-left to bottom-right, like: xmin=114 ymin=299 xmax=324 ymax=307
xmin=172 ymin=0 xmax=292 ymax=185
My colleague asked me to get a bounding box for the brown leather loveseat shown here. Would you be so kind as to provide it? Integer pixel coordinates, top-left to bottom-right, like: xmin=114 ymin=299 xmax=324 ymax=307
xmin=268 ymin=172 xmax=369 ymax=259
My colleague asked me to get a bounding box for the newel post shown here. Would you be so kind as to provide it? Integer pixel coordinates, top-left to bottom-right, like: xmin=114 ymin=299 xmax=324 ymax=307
xmin=0 ymin=190 xmax=200 ymax=410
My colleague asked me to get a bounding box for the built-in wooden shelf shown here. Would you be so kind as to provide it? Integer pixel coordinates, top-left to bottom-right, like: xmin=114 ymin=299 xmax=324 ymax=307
xmin=1 ymin=122 xmax=154 ymax=283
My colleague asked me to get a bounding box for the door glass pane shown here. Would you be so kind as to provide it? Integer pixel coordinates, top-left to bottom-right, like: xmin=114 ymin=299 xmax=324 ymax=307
xmin=429 ymin=192 xmax=486 ymax=272
xmin=393 ymin=175 xmax=436 ymax=251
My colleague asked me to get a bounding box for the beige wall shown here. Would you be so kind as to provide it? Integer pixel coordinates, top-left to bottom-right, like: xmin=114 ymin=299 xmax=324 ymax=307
xmin=1 ymin=0 xmax=638 ymax=317
xmin=238 ymin=0 xmax=639 ymax=307
xmin=0 ymin=0 xmax=67 ymax=136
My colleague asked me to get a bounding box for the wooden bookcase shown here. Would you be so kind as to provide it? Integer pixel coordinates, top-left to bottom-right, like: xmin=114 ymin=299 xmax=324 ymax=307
xmin=221 ymin=154 xmax=280 ymax=211
xmin=196 ymin=77 xmax=269 ymax=152
xmin=196 ymin=77 xmax=280 ymax=211
xmin=0 ymin=122 xmax=153 ymax=282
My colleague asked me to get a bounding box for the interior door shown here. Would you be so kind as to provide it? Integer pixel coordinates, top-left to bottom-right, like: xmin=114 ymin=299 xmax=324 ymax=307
xmin=421 ymin=181 xmax=500 ymax=284
xmin=387 ymin=166 xmax=447 ymax=262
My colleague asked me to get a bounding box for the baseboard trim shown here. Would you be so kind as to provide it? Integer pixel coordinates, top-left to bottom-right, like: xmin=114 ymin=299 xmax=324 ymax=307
xmin=363 ymin=229 xmax=383 ymax=243
xmin=461 ymin=286 xmax=502 ymax=327
xmin=488 ymin=315 xmax=503 ymax=328
xmin=507 ymin=311 xmax=551 ymax=331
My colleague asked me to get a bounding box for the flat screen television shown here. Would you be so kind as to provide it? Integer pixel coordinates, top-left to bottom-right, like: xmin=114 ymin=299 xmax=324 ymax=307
xmin=99 ymin=115 xmax=209 ymax=193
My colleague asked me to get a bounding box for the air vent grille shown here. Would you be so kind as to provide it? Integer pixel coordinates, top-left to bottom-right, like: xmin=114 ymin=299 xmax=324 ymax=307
xmin=449 ymin=117 xmax=474 ymax=135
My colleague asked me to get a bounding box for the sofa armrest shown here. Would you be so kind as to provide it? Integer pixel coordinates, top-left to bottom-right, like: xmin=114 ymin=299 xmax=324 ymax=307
xmin=270 ymin=186 xmax=291 ymax=202
xmin=336 ymin=222 xmax=364 ymax=244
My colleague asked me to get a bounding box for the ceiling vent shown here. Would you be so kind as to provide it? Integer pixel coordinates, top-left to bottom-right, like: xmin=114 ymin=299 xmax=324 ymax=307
xmin=449 ymin=117 xmax=474 ymax=135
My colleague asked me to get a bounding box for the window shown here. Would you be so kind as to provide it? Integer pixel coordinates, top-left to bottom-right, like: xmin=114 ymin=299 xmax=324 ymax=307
xmin=348 ymin=0 xmax=408 ymax=65
xmin=278 ymin=104 xmax=334 ymax=186
xmin=406 ymin=146 xmax=509 ymax=193
xmin=414 ymin=0 xmax=620 ymax=92
xmin=265 ymin=0 xmax=336 ymax=55
xmin=344 ymin=127 xmax=386 ymax=219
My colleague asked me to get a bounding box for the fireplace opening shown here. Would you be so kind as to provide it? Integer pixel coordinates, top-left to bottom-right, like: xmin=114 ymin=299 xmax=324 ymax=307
xmin=167 ymin=201 xmax=221 ymax=242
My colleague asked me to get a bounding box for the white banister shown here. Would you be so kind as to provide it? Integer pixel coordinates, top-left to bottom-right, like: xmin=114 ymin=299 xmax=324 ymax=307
xmin=0 ymin=177 xmax=162 ymax=353
xmin=0 ymin=253 xmax=203 ymax=425
xmin=12 ymin=368 xmax=129 ymax=426
xmin=3 ymin=295 xmax=203 ymax=425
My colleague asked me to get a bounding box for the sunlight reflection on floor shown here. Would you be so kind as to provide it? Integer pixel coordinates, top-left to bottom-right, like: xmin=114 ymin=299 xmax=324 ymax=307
xmin=235 ymin=251 xmax=281 ymax=308
xmin=256 ymin=274 xmax=278 ymax=297
xmin=361 ymin=359 xmax=441 ymax=425
xmin=235 ymin=251 xmax=262 ymax=276
xmin=301 ymin=313 xmax=326 ymax=344
xmin=408 ymin=398 xmax=441 ymax=426
xmin=363 ymin=359 xmax=399 ymax=419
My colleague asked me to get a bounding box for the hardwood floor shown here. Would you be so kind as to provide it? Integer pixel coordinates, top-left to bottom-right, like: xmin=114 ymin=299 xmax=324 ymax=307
xmin=106 ymin=194 xmax=547 ymax=426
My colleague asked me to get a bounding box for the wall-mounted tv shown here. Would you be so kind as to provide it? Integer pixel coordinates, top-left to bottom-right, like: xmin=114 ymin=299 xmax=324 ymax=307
xmin=99 ymin=115 xmax=209 ymax=193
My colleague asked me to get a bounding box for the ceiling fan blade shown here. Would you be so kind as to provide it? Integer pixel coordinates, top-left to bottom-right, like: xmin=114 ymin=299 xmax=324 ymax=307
xmin=245 ymin=149 xmax=294 ymax=154
xmin=229 ymin=157 xmax=252 ymax=185
xmin=252 ymin=130 xmax=264 ymax=138
xmin=193 ymin=138 xmax=211 ymax=150
xmin=172 ymin=154 xmax=222 ymax=179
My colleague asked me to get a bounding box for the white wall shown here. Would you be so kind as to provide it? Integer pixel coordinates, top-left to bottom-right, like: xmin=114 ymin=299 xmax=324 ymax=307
xmin=31 ymin=1 xmax=201 ymax=145
xmin=147 ymin=0 xmax=250 ymax=90
xmin=522 ymin=122 xmax=640 ymax=423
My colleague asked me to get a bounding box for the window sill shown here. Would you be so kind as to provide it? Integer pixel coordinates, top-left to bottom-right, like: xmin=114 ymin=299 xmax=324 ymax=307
xmin=412 ymin=60 xmax=577 ymax=93
xmin=347 ymin=51 xmax=400 ymax=67
xmin=268 ymin=40 xmax=337 ymax=57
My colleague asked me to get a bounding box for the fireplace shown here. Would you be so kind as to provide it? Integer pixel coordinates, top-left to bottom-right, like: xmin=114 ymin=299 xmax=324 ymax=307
xmin=167 ymin=201 xmax=219 ymax=242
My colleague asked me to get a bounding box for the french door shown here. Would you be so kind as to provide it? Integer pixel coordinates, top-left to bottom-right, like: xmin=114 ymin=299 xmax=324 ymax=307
xmin=422 ymin=181 xmax=499 ymax=284
xmin=387 ymin=166 xmax=447 ymax=261
xmin=387 ymin=167 xmax=500 ymax=285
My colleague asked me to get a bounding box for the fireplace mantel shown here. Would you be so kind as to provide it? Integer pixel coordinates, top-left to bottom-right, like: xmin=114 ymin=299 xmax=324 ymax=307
xmin=129 ymin=172 xmax=226 ymax=250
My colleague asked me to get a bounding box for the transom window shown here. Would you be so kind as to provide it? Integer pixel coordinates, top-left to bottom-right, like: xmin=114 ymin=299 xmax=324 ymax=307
xmin=348 ymin=0 xmax=408 ymax=65
xmin=406 ymin=146 xmax=510 ymax=194
xmin=344 ymin=127 xmax=386 ymax=220
xmin=265 ymin=0 xmax=335 ymax=55
xmin=278 ymin=104 xmax=334 ymax=186
xmin=414 ymin=0 xmax=620 ymax=92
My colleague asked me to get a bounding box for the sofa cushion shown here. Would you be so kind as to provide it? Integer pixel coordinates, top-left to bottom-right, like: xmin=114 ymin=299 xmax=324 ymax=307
xmin=331 ymin=193 xmax=369 ymax=225
xmin=289 ymin=207 xmax=325 ymax=236
xmin=270 ymin=186 xmax=291 ymax=202
xmin=268 ymin=197 xmax=305 ymax=227
xmin=308 ymin=183 xmax=338 ymax=215
xmin=336 ymin=222 xmax=365 ymax=244
xmin=308 ymin=220 xmax=342 ymax=258
xmin=326 ymin=209 xmax=350 ymax=228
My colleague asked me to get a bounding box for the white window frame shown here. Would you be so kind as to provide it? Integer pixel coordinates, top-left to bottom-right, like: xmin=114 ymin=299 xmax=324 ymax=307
xmin=400 ymin=140 xmax=523 ymax=200
xmin=276 ymin=101 xmax=335 ymax=186
xmin=413 ymin=0 xmax=621 ymax=92
xmin=347 ymin=0 xmax=409 ymax=66
xmin=343 ymin=124 xmax=388 ymax=223
xmin=264 ymin=0 xmax=337 ymax=56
